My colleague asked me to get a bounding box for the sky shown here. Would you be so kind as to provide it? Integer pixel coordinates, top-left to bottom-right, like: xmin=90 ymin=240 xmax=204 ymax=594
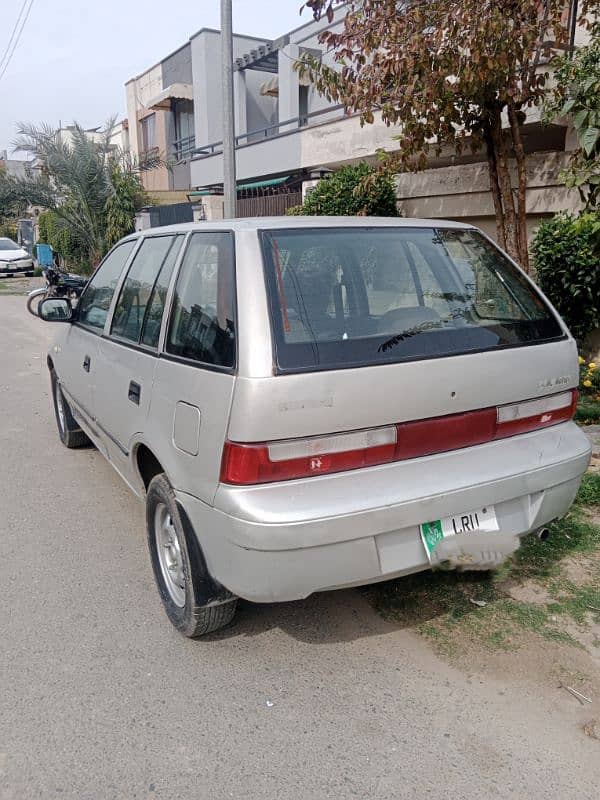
xmin=0 ymin=0 xmax=308 ymax=156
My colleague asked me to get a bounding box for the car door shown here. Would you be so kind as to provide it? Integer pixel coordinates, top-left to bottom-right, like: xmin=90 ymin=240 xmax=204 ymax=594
xmin=147 ymin=231 xmax=237 ymax=504
xmin=93 ymin=234 xmax=185 ymax=483
xmin=57 ymin=240 xmax=137 ymax=432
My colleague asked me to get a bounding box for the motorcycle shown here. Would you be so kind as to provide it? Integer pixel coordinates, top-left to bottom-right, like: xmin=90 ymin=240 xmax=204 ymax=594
xmin=26 ymin=266 xmax=88 ymax=318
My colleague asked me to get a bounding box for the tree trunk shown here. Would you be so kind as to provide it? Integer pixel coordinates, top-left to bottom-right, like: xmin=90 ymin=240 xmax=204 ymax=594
xmin=508 ymin=101 xmax=530 ymax=272
xmin=485 ymin=129 xmax=507 ymax=251
xmin=489 ymin=109 xmax=520 ymax=263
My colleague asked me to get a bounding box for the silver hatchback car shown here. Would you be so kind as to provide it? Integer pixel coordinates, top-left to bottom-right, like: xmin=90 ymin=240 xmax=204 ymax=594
xmin=38 ymin=217 xmax=591 ymax=637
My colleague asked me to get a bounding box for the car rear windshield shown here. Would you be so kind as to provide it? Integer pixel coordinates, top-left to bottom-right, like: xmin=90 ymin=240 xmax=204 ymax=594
xmin=260 ymin=227 xmax=565 ymax=373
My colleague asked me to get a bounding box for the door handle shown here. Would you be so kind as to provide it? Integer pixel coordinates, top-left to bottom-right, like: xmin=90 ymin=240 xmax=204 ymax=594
xmin=128 ymin=381 xmax=141 ymax=405
xmin=83 ymin=355 xmax=91 ymax=372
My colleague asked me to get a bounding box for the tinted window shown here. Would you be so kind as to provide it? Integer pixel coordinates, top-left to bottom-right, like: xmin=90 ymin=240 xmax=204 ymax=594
xmin=111 ymin=236 xmax=181 ymax=345
xmin=77 ymin=241 xmax=136 ymax=331
xmin=261 ymin=227 xmax=564 ymax=373
xmin=140 ymin=236 xmax=184 ymax=348
xmin=166 ymin=233 xmax=236 ymax=368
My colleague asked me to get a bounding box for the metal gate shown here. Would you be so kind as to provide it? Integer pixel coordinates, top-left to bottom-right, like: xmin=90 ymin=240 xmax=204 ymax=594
xmin=237 ymin=190 xmax=302 ymax=218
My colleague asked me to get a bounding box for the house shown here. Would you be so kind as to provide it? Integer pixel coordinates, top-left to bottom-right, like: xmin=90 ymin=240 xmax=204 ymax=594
xmin=125 ymin=28 xmax=274 ymax=205
xmin=0 ymin=151 xmax=30 ymax=179
xmin=128 ymin=2 xmax=588 ymax=240
xmin=55 ymin=122 xmax=129 ymax=153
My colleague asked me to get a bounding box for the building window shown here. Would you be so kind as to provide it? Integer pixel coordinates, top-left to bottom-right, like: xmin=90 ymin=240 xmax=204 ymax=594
xmin=299 ymin=85 xmax=309 ymax=127
xmin=140 ymin=113 xmax=157 ymax=156
xmin=172 ymin=99 xmax=195 ymax=160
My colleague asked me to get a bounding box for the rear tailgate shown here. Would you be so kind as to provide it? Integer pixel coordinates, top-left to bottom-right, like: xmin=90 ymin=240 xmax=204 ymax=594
xmin=228 ymin=338 xmax=578 ymax=443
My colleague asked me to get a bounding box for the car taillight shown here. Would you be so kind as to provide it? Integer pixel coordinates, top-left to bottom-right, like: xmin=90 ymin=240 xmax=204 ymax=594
xmin=495 ymin=389 xmax=578 ymax=437
xmin=220 ymin=390 xmax=578 ymax=485
xmin=221 ymin=426 xmax=398 ymax=485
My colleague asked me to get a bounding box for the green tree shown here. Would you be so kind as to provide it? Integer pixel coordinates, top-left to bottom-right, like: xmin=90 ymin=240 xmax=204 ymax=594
xmin=0 ymin=119 xmax=150 ymax=270
xmin=105 ymin=160 xmax=148 ymax=248
xmin=291 ymin=162 xmax=399 ymax=216
xmin=301 ymin=0 xmax=600 ymax=271
xmin=544 ymin=18 xmax=600 ymax=208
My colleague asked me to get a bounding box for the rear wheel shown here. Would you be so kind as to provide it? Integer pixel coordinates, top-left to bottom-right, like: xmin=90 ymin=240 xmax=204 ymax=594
xmin=51 ymin=373 xmax=90 ymax=449
xmin=146 ymin=474 xmax=237 ymax=638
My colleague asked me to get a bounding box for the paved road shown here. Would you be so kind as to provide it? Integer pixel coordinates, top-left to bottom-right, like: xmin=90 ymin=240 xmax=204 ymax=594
xmin=0 ymin=295 xmax=598 ymax=800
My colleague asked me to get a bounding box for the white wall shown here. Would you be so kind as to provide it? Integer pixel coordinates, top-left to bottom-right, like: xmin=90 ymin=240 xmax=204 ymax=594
xmin=125 ymin=63 xmax=163 ymax=161
xmin=191 ymin=31 xmax=271 ymax=148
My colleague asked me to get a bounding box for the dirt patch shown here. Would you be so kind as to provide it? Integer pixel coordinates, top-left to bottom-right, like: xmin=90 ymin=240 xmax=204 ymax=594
xmin=452 ymin=626 xmax=599 ymax=696
xmin=584 ymin=719 xmax=600 ymax=740
xmin=506 ymin=581 xmax=553 ymax=606
xmin=562 ymin=556 xmax=596 ymax=585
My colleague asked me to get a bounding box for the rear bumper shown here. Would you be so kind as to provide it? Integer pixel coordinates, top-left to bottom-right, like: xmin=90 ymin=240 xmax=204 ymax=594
xmin=177 ymin=422 xmax=591 ymax=602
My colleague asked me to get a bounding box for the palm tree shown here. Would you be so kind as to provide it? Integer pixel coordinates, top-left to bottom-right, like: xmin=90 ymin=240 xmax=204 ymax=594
xmin=0 ymin=118 xmax=150 ymax=268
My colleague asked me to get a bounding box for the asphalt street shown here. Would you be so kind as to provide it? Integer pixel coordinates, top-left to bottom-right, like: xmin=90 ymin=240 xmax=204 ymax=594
xmin=0 ymin=295 xmax=598 ymax=800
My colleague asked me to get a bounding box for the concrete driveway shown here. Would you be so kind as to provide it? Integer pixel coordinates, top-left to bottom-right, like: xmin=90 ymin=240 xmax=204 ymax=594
xmin=0 ymin=295 xmax=598 ymax=800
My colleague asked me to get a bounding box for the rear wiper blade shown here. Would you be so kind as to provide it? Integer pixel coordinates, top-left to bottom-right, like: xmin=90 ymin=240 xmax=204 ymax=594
xmin=378 ymin=320 xmax=441 ymax=353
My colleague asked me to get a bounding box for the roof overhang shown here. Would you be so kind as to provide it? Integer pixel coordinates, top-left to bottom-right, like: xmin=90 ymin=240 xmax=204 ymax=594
xmin=148 ymin=83 xmax=193 ymax=111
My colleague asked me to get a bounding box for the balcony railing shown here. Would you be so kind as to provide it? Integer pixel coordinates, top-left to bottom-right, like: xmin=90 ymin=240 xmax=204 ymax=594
xmin=192 ymin=104 xmax=347 ymax=159
xmin=171 ymin=135 xmax=196 ymax=162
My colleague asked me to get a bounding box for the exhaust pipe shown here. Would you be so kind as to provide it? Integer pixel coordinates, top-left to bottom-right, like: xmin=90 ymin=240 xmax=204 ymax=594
xmin=537 ymin=528 xmax=551 ymax=542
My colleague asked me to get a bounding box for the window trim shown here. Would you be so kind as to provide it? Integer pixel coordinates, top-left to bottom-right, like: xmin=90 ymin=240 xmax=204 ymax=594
xmin=107 ymin=233 xmax=184 ymax=350
xmin=258 ymin=226 xmax=568 ymax=376
xmin=74 ymin=237 xmax=141 ymax=336
xmin=162 ymin=229 xmax=238 ymax=374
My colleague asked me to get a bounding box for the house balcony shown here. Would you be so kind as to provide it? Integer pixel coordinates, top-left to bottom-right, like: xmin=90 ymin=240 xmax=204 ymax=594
xmin=189 ymin=105 xmax=406 ymax=189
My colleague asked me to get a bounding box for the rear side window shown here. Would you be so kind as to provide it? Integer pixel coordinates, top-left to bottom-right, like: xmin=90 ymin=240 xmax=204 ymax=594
xmin=111 ymin=235 xmax=183 ymax=346
xmin=166 ymin=232 xmax=236 ymax=369
xmin=261 ymin=227 xmax=564 ymax=372
xmin=141 ymin=237 xmax=183 ymax=348
xmin=78 ymin=241 xmax=136 ymax=331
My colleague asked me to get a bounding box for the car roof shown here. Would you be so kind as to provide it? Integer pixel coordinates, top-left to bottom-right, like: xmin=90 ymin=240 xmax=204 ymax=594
xmin=127 ymin=216 xmax=475 ymax=239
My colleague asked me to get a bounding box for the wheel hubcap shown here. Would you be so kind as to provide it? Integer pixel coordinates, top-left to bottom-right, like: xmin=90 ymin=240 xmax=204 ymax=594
xmin=154 ymin=503 xmax=186 ymax=607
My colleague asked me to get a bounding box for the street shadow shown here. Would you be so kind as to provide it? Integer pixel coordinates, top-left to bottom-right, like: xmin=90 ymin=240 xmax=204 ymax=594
xmin=205 ymin=588 xmax=397 ymax=646
xmin=204 ymin=569 xmax=496 ymax=646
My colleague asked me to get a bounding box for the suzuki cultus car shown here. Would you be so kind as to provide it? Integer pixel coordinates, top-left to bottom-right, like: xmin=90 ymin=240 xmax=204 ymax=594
xmin=38 ymin=218 xmax=591 ymax=637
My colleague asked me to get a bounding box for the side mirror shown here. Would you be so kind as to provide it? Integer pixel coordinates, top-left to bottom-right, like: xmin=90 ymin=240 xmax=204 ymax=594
xmin=39 ymin=297 xmax=73 ymax=322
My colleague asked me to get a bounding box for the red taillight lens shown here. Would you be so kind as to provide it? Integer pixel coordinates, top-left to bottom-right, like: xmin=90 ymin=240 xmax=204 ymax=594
xmin=495 ymin=390 xmax=578 ymax=437
xmin=221 ymin=427 xmax=397 ymax=485
xmin=220 ymin=390 xmax=578 ymax=485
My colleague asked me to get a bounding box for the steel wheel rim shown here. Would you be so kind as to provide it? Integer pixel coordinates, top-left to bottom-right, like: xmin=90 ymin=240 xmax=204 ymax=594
xmin=56 ymin=386 xmax=66 ymax=435
xmin=155 ymin=503 xmax=186 ymax=607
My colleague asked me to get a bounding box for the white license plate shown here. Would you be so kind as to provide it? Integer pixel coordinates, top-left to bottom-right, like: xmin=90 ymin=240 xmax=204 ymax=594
xmin=420 ymin=506 xmax=499 ymax=560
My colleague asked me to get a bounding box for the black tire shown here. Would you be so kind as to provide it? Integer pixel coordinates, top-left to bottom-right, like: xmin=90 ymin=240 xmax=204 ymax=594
xmin=25 ymin=271 xmax=34 ymax=277
xmin=146 ymin=474 xmax=237 ymax=638
xmin=51 ymin=372 xmax=90 ymax=449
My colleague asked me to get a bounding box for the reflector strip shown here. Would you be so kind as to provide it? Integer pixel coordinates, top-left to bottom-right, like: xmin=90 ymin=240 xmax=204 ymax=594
xmin=267 ymin=426 xmax=397 ymax=462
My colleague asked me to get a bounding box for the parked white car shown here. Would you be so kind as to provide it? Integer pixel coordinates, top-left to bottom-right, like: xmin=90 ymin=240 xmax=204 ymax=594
xmin=37 ymin=218 xmax=591 ymax=638
xmin=0 ymin=237 xmax=34 ymax=276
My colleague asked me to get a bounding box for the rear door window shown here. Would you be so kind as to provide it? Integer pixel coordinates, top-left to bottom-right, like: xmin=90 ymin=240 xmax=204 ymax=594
xmin=110 ymin=235 xmax=183 ymax=347
xmin=165 ymin=232 xmax=236 ymax=369
xmin=261 ymin=227 xmax=564 ymax=373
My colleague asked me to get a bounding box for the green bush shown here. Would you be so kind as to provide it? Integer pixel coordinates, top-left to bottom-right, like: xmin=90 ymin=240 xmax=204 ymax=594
xmin=531 ymin=212 xmax=600 ymax=343
xmin=38 ymin=209 xmax=89 ymax=273
xmin=290 ymin=162 xmax=399 ymax=217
